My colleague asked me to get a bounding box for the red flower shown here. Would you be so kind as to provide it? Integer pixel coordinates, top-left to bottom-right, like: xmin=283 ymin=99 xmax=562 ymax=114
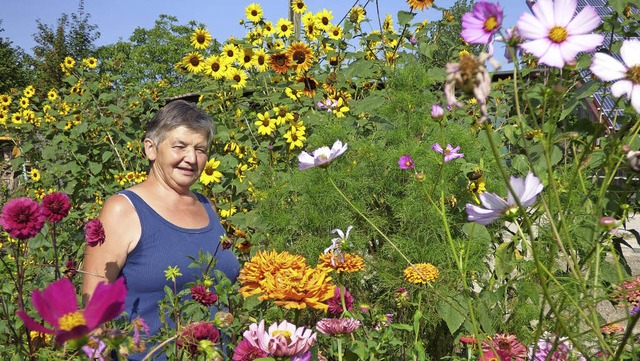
xmin=17 ymin=277 xmax=126 ymax=344
xmin=232 ymin=338 xmax=268 ymax=361
xmin=190 ymin=285 xmax=218 ymax=306
xmin=42 ymin=192 xmax=71 ymax=223
xmin=0 ymin=197 xmax=45 ymax=240
xmin=327 ymin=286 xmax=353 ymax=315
xmin=177 ymin=321 xmax=220 ymax=355
xmin=84 ymin=218 xmax=105 ymax=247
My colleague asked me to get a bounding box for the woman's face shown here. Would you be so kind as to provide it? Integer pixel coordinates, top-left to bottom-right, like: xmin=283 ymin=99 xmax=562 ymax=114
xmin=146 ymin=126 xmax=209 ymax=190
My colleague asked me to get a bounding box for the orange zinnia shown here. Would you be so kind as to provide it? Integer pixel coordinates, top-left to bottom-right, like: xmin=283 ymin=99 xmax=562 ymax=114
xmin=318 ymin=251 xmax=365 ymax=273
xmin=403 ymin=263 xmax=439 ymax=284
xmin=238 ymin=250 xmax=306 ymax=298
xmin=261 ymin=265 xmax=334 ymax=311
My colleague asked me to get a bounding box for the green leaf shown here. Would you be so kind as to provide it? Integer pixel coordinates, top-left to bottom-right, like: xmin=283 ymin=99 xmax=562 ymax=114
xmin=495 ymin=241 xmax=515 ymax=277
xmin=462 ymin=222 xmax=492 ymax=244
xmin=243 ymin=295 xmax=262 ymax=310
xmin=102 ymin=150 xmax=113 ymax=162
xmin=436 ymin=295 xmax=467 ymax=334
xmin=397 ymin=11 xmax=416 ymax=26
xmin=560 ymin=80 xmax=600 ymax=120
xmin=89 ymin=161 xmax=102 ymax=174
xmin=347 ymin=340 xmax=369 ymax=360
xmin=413 ymin=309 xmax=423 ymax=335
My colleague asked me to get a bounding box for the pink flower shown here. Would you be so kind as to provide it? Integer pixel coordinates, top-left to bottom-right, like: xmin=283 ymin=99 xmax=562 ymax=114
xmin=298 ymin=140 xmax=348 ymax=170
xmin=132 ymin=316 xmax=150 ymax=344
xmin=327 ymin=286 xmax=354 ymax=315
xmin=243 ymin=320 xmax=316 ymax=357
xmin=84 ymin=218 xmax=105 ymax=247
xmin=516 ymin=0 xmax=604 ymax=68
xmin=82 ymin=337 xmax=106 ymax=361
xmin=398 ymin=155 xmax=415 ymax=169
xmin=177 ymin=321 xmax=220 ymax=355
xmin=590 ymin=39 xmax=640 ymax=114
xmin=461 ymin=1 xmax=504 ymax=45
xmin=233 ymin=338 xmax=268 ymax=361
xmin=431 ymin=104 xmax=444 ymax=119
xmin=190 ymin=285 xmax=218 ymax=306
xmin=431 ymin=143 xmax=464 ymax=162
xmin=0 ymin=197 xmax=45 ymax=240
xmin=316 ymin=318 xmax=361 ymax=335
xmin=482 ymin=333 xmax=528 ymax=361
xmin=16 ymin=277 xmax=126 ymax=344
xmin=479 ymin=349 xmax=511 ymax=361
xmin=41 ymin=192 xmax=71 ymax=223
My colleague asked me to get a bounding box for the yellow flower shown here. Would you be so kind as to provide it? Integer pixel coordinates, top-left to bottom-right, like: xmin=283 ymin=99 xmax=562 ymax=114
xmin=11 ymin=112 xmax=23 ymax=124
xmin=383 ymin=14 xmax=394 ymax=33
xmin=285 ymin=87 xmax=301 ymax=101
xmin=245 ymin=3 xmax=263 ymax=23
xmin=190 ymin=28 xmax=212 ymax=49
xmin=291 ymin=0 xmax=307 ymax=14
xmin=252 ymin=48 xmax=269 ymax=72
xmin=19 ymin=97 xmax=29 ymax=109
xmin=332 ymin=98 xmax=350 ymax=118
xmin=239 ymin=47 xmax=255 ymax=69
xmin=328 ymin=24 xmax=343 ymax=40
xmin=407 ymin=0 xmax=434 ymax=11
xmin=287 ymin=41 xmax=313 ymax=73
xmin=302 ymin=13 xmax=320 ymax=40
xmin=30 ymin=168 xmax=41 ymax=182
xmin=200 ymin=158 xmax=222 ymax=185
xmin=204 ymin=55 xmax=228 ymax=79
xmin=276 ymin=18 xmax=294 ymax=38
xmin=283 ymin=128 xmax=306 ymax=150
xmin=349 ymin=6 xmax=366 ymax=24
xmin=221 ymin=44 xmax=240 ymax=63
xmin=0 ymin=112 xmax=7 ymax=125
xmin=164 ymin=265 xmax=182 ymax=282
xmin=318 ymin=251 xmax=365 ymax=273
xmin=0 ymin=94 xmax=12 ymax=106
xmin=235 ymin=163 xmax=248 ymax=182
xmin=23 ymin=85 xmax=35 ymax=98
xmin=255 ymin=112 xmax=276 ymax=136
xmin=63 ymin=56 xmax=76 ymax=69
xmin=262 ymin=265 xmax=334 ymax=311
xmin=226 ymin=67 xmax=248 ymax=90
xmin=82 ymin=57 xmax=98 ymax=69
xmin=47 ymin=89 xmax=58 ymax=102
xmin=261 ymin=21 xmax=275 ymax=36
xmin=268 ymin=52 xmax=291 ymax=74
xmin=468 ymin=175 xmax=486 ymax=204
xmin=238 ymin=250 xmax=307 ymax=298
xmin=273 ymin=105 xmax=294 ymax=125
xmin=315 ymin=9 xmax=333 ymax=31
xmin=403 ymin=263 xmax=439 ymax=284
xmin=182 ymin=52 xmax=205 ymax=73
xmin=219 ymin=204 xmax=237 ymax=218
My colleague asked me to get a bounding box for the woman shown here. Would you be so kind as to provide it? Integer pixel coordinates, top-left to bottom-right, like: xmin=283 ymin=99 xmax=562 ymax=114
xmin=82 ymin=100 xmax=240 ymax=360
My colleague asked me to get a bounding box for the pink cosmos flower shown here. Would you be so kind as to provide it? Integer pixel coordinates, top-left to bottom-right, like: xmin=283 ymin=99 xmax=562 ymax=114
xmin=177 ymin=321 xmax=220 ymax=355
xmin=461 ymin=1 xmax=504 ymax=45
xmin=17 ymin=277 xmax=126 ymax=344
xmin=398 ymin=154 xmax=415 ymax=169
xmin=516 ymin=0 xmax=604 ymax=68
xmin=41 ymin=192 xmax=71 ymax=223
xmin=243 ymin=320 xmax=316 ymax=358
xmin=82 ymin=337 xmax=106 ymax=361
xmin=431 ymin=143 xmax=464 ymax=162
xmin=316 ymin=98 xmax=338 ymax=111
xmin=316 ymin=318 xmax=361 ymax=335
xmin=0 ymin=197 xmax=45 ymax=240
xmin=232 ymin=338 xmax=268 ymax=361
xmin=298 ymin=140 xmax=348 ymax=170
xmin=466 ymin=173 xmax=543 ymax=225
xmin=190 ymin=285 xmax=218 ymax=306
xmin=327 ymin=286 xmax=354 ymax=315
xmin=84 ymin=218 xmax=105 ymax=247
xmin=590 ymin=39 xmax=640 ymax=114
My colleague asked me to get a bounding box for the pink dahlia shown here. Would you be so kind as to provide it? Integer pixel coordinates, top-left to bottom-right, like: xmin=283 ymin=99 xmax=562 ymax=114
xmin=232 ymin=338 xmax=268 ymax=361
xmin=177 ymin=321 xmax=220 ymax=355
xmin=243 ymin=319 xmax=316 ymax=357
xmin=0 ymin=197 xmax=45 ymax=240
xmin=461 ymin=1 xmax=504 ymax=45
xmin=190 ymin=285 xmax=218 ymax=306
xmin=84 ymin=218 xmax=105 ymax=247
xmin=327 ymin=286 xmax=354 ymax=315
xmin=516 ymin=0 xmax=604 ymax=68
xmin=590 ymin=39 xmax=640 ymax=114
xmin=482 ymin=333 xmax=528 ymax=361
xmin=17 ymin=277 xmax=126 ymax=344
xmin=41 ymin=192 xmax=71 ymax=223
xmin=316 ymin=318 xmax=361 ymax=335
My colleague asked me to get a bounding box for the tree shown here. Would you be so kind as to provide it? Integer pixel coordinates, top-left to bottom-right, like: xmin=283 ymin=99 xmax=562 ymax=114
xmin=0 ymin=23 xmax=33 ymax=92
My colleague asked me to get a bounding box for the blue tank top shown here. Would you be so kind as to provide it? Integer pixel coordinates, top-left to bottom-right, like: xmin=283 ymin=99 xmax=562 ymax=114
xmin=118 ymin=190 xmax=239 ymax=360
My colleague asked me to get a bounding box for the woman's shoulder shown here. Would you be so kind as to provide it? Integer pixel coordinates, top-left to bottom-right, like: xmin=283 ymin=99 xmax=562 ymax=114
xmin=100 ymin=192 xmax=137 ymax=219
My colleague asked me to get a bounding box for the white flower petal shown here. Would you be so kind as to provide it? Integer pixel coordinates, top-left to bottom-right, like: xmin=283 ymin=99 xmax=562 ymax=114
xmin=480 ymin=192 xmax=509 ymax=211
xmin=330 ymin=228 xmax=345 ymax=239
xmin=537 ymin=43 xmax=567 ymax=68
xmin=531 ymin=0 xmax=556 ymax=29
xmin=566 ymin=4 xmax=600 ymax=34
xmin=630 ymin=85 xmax=640 ymax=114
xmin=516 ymin=13 xmax=548 ymax=40
xmin=466 ymin=203 xmax=503 ymax=225
xmin=519 ymin=173 xmax=544 ymax=207
xmin=298 ymin=152 xmax=315 ymax=170
xmin=554 ymin=0 xmax=578 ymax=28
xmin=590 ymin=53 xmax=627 ymax=81
xmin=611 ymin=80 xmax=634 ymax=98
xmin=620 ymin=39 xmax=640 ymax=67
xmin=520 ymin=38 xmax=552 ymax=60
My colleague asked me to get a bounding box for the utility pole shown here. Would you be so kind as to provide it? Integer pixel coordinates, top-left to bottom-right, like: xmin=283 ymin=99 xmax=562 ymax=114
xmin=288 ymin=0 xmax=301 ymax=40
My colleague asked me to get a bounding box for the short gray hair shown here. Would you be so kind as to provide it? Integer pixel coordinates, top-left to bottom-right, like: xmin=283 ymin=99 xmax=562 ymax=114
xmin=144 ymin=100 xmax=215 ymax=145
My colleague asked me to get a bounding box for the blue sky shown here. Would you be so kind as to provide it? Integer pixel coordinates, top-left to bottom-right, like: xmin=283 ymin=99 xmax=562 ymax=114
xmin=1 ymin=0 xmax=531 ymax=64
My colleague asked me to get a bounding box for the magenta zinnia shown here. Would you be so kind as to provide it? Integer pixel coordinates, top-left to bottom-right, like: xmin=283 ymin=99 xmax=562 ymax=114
xmin=190 ymin=285 xmax=218 ymax=306
xmin=17 ymin=277 xmax=126 ymax=344
xmin=177 ymin=321 xmax=220 ymax=355
xmin=42 ymin=192 xmax=71 ymax=223
xmin=0 ymin=197 xmax=45 ymax=240
xmin=327 ymin=286 xmax=354 ymax=315
xmin=84 ymin=218 xmax=106 ymax=247
xmin=482 ymin=333 xmax=528 ymax=361
xmin=461 ymin=1 xmax=503 ymax=45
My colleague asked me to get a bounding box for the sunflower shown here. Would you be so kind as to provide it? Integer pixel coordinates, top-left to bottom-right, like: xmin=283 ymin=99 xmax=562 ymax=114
xmin=204 ymin=55 xmax=228 ymax=79
xmin=255 ymin=112 xmax=276 ymax=136
xmin=283 ymin=128 xmax=306 ymax=150
xmin=303 ymin=17 xmax=321 ymax=41
xmin=0 ymin=112 xmax=7 ymax=125
xmin=23 ymin=86 xmax=35 ymax=98
xmin=276 ymin=18 xmax=294 ymax=38
xmin=328 ymin=24 xmax=343 ymax=40
xmin=190 ymin=28 xmax=212 ymax=49
xmin=82 ymin=57 xmax=98 ymax=69
xmin=239 ymin=47 xmax=255 ymax=69
xmin=315 ymin=9 xmax=333 ymax=31
xmin=318 ymin=251 xmax=365 ymax=273
xmin=273 ymin=105 xmax=294 ymax=125
xmin=245 ymin=3 xmax=263 ymax=23
xmin=291 ymin=0 xmax=307 ymax=14
xmin=261 ymin=20 xmax=275 ymax=36
xmin=287 ymin=42 xmax=313 ymax=73
xmin=349 ymin=6 xmax=366 ymax=24
xmin=407 ymin=0 xmax=434 ymax=11
xmin=47 ymin=89 xmax=58 ymax=102
xmin=297 ymin=75 xmax=319 ymax=97
xmin=238 ymin=250 xmax=308 ymax=298
xmin=221 ymin=44 xmax=240 ymax=63
xmin=383 ymin=14 xmax=394 ymax=33
xmin=285 ymin=87 xmax=301 ymax=101
xmin=332 ymin=98 xmax=350 ymax=118
xmin=235 ymin=163 xmax=248 ymax=182
xmin=63 ymin=56 xmax=76 ymax=69
xmin=268 ymin=52 xmax=291 ymax=74
xmin=11 ymin=112 xmax=23 ymax=124
xmin=0 ymin=94 xmax=11 ymax=106
xmin=182 ymin=52 xmax=205 ymax=73
xmin=226 ymin=67 xmax=248 ymax=90
xmin=219 ymin=204 xmax=237 ymax=218
xmin=30 ymin=168 xmax=41 ymax=182
xmin=403 ymin=263 xmax=439 ymax=284
xmin=19 ymin=97 xmax=29 ymax=109
xmin=200 ymin=158 xmax=222 ymax=185
xmin=252 ymin=48 xmax=269 ymax=72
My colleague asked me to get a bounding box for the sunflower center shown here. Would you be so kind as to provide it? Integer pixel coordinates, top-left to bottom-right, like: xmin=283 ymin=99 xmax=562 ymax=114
xmin=333 ymin=29 xmax=340 ymax=36
xmin=227 ymin=50 xmax=234 ymax=57
xmin=281 ymin=25 xmax=289 ymax=32
xmin=205 ymin=166 xmax=214 ymax=176
xmin=292 ymin=50 xmax=306 ymax=64
xmin=197 ymin=34 xmax=205 ymax=43
xmin=257 ymin=55 xmax=265 ymax=65
xmin=211 ymin=63 xmax=220 ymax=72
xmin=251 ymin=10 xmax=258 ymax=16
xmin=322 ymin=17 xmax=329 ymax=26
xmin=58 ymin=311 xmax=86 ymax=331
xmin=548 ymin=26 xmax=568 ymax=43
xmin=483 ymin=16 xmax=498 ymax=32
xmin=244 ymin=55 xmax=251 ymax=63
xmin=276 ymin=56 xmax=286 ymax=66
xmin=190 ymin=57 xmax=200 ymax=66
xmin=626 ymin=65 xmax=640 ymax=84
xmin=233 ymin=75 xmax=241 ymax=82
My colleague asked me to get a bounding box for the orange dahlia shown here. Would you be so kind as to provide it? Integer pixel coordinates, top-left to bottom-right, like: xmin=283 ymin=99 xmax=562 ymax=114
xmin=238 ymin=250 xmax=307 ymax=298
xmin=403 ymin=263 xmax=439 ymax=284
xmin=318 ymin=251 xmax=365 ymax=273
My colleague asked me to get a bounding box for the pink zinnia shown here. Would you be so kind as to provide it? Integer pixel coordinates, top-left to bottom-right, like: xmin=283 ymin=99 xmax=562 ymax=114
xmin=190 ymin=285 xmax=218 ymax=306
xmin=482 ymin=333 xmax=528 ymax=361
xmin=232 ymin=338 xmax=268 ymax=361
xmin=177 ymin=321 xmax=220 ymax=355
xmin=516 ymin=0 xmax=604 ymax=68
xmin=398 ymin=155 xmax=415 ymax=169
xmin=84 ymin=218 xmax=105 ymax=247
xmin=41 ymin=192 xmax=71 ymax=223
xmin=243 ymin=320 xmax=316 ymax=357
xmin=327 ymin=286 xmax=354 ymax=315
xmin=17 ymin=277 xmax=126 ymax=344
xmin=461 ymin=1 xmax=504 ymax=45
xmin=0 ymin=197 xmax=45 ymax=240
xmin=316 ymin=318 xmax=361 ymax=335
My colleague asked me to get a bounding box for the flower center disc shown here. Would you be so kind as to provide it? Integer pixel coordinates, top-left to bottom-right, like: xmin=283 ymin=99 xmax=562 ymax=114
xmin=483 ymin=16 xmax=498 ymax=32
xmin=58 ymin=310 xmax=87 ymax=331
xmin=548 ymin=26 xmax=568 ymax=43
xmin=627 ymin=65 xmax=640 ymax=84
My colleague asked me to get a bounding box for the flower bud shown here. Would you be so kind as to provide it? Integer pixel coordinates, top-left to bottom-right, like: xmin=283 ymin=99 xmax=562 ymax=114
xmin=431 ymin=104 xmax=444 ymax=119
xmin=622 ymin=144 xmax=631 ymax=153
xmin=598 ymin=216 xmax=619 ymax=232
xmin=627 ymin=150 xmax=640 ymax=172
xmin=415 ymin=172 xmax=426 ymax=182
xmin=214 ymin=311 xmax=234 ymax=328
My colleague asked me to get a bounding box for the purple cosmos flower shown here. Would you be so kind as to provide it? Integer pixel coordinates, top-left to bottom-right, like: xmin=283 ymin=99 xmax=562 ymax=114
xmin=298 ymin=140 xmax=348 ymax=170
xmin=431 ymin=143 xmax=464 ymax=162
xmin=82 ymin=337 xmax=106 ymax=361
xmin=431 ymin=104 xmax=444 ymax=119
xmin=461 ymin=1 xmax=504 ymax=45
xmin=398 ymin=155 xmax=415 ymax=169
xmin=590 ymin=39 xmax=640 ymax=114
xmin=466 ymin=173 xmax=543 ymax=225
xmin=316 ymin=98 xmax=338 ymax=111
xmin=516 ymin=0 xmax=604 ymax=68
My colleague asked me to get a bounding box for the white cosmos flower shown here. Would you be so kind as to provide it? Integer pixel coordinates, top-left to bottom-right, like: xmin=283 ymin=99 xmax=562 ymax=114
xmin=324 ymin=225 xmax=353 ymax=266
xmin=298 ymin=140 xmax=348 ymax=170
xmin=590 ymin=39 xmax=640 ymax=114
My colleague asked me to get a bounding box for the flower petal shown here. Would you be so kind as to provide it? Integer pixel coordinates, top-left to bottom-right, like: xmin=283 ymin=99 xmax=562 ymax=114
xmin=590 ymin=53 xmax=627 ymax=81
xmin=466 ymin=203 xmax=502 ymax=225
xmin=561 ymin=34 xmax=604 ymax=59
xmin=630 ymin=85 xmax=640 ymax=114
xmin=480 ymin=192 xmax=509 ymax=211
xmin=83 ymin=277 xmax=126 ymax=330
xmin=298 ymin=152 xmax=315 ymax=170
xmin=566 ymin=5 xmax=601 ymax=35
xmin=611 ymin=80 xmax=634 ymax=98
xmin=516 ymin=13 xmax=548 ymax=40
xmin=537 ymin=43 xmax=567 ymax=68
xmin=16 ymin=311 xmax=55 ymax=335
xmin=620 ymin=39 xmax=640 ymax=67
xmin=32 ymin=278 xmax=79 ymax=328
xmin=531 ymin=0 xmax=556 ymax=29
